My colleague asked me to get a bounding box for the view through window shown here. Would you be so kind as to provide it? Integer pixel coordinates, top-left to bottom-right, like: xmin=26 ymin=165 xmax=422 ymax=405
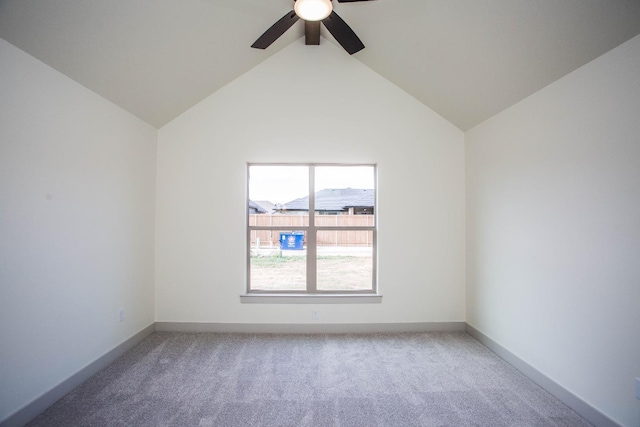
xmin=247 ymin=164 xmax=376 ymax=293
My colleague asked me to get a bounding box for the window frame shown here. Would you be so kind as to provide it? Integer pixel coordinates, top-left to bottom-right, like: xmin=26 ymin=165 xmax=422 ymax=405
xmin=246 ymin=163 xmax=377 ymax=295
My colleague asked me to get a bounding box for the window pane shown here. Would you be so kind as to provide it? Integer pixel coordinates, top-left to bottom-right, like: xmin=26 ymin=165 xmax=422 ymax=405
xmin=250 ymin=230 xmax=306 ymax=291
xmin=314 ymin=166 xmax=375 ymax=223
xmin=316 ymin=230 xmax=373 ymax=291
xmin=249 ymin=165 xmax=308 ymax=216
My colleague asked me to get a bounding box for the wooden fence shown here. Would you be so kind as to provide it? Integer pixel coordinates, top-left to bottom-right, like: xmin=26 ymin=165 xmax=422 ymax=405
xmin=249 ymin=214 xmax=374 ymax=247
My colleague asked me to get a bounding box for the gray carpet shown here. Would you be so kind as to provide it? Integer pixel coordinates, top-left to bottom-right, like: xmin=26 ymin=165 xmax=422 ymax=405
xmin=28 ymin=332 xmax=592 ymax=426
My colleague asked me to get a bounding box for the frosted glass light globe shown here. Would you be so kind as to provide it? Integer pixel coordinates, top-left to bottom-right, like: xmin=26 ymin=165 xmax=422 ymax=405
xmin=294 ymin=0 xmax=333 ymax=21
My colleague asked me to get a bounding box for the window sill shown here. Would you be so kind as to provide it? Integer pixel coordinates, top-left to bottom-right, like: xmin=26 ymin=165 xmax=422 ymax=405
xmin=240 ymin=294 xmax=382 ymax=304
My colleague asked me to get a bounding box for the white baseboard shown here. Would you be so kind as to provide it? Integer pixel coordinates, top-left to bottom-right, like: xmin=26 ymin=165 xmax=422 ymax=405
xmin=465 ymin=324 xmax=620 ymax=427
xmin=0 ymin=323 xmax=156 ymax=427
xmin=155 ymin=321 xmax=466 ymax=334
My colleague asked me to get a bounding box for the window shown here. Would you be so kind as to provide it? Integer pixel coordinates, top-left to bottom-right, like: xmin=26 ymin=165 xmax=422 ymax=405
xmin=247 ymin=164 xmax=376 ymax=294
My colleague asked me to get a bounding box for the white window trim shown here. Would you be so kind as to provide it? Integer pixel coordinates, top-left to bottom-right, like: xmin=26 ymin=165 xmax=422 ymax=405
xmin=240 ymin=294 xmax=382 ymax=304
xmin=245 ymin=163 xmax=378 ymax=297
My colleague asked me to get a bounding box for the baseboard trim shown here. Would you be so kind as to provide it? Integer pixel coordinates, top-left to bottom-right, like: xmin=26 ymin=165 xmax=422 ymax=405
xmin=155 ymin=321 xmax=466 ymax=334
xmin=0 ymin=323 xmax=156 ymax=427
xmin=465 ymin=324 xmax=620 ymax=427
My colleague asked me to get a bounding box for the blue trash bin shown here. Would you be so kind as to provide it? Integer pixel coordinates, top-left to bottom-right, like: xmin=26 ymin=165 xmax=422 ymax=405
xmin=280 ymin=232 xmax=304 ymax=250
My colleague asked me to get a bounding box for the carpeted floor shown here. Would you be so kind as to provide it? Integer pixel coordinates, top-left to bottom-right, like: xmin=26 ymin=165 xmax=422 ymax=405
xmin=28 ymin=332 xmax=592 ymax=426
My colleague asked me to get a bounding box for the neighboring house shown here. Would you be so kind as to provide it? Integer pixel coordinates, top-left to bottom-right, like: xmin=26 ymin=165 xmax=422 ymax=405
xmin=248 ymin=200 xmax=277 ymax=214
xmin=280 ymin=188 xmax=374 ymax=215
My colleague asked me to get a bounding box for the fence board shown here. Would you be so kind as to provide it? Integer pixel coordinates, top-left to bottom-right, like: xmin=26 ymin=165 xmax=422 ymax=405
xmin=249 ymin=214 xmax=373 ymax=247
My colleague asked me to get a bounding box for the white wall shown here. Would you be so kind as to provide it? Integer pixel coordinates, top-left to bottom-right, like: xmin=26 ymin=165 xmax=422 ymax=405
xmin=156 ymin=39 xmax=465 ymax=324
xmin=466 ymin=35 xmax=640 ymax=426
xmin=0 ymin=39 xmax=157 ymax=421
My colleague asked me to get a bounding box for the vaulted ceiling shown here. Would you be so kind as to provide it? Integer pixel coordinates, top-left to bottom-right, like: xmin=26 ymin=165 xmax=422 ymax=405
xmin=1 ymin=0 xmax=640 ymax=130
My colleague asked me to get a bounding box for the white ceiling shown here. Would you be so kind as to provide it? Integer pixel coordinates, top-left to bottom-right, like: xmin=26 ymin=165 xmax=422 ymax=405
xmin=1 ymin=0 xmax=640 ymax=130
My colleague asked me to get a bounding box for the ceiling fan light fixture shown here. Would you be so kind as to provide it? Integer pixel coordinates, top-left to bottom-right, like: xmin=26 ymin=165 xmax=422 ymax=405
xmin=294 ymin=0 xmax=333 ymax=21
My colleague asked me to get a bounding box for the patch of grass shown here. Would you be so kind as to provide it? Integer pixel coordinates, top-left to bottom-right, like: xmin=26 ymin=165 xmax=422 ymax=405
xmin=250 ymin=255 xmax=364 ymax=269
xmin=249 ymin=255 xmax=373 ymax=291
xmin=250 ymin=255 xmax=304 ymax=267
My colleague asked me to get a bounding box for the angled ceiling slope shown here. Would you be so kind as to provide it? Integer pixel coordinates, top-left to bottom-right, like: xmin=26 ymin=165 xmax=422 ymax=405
xmin=1 ymin=0 xmax=640 ymax=130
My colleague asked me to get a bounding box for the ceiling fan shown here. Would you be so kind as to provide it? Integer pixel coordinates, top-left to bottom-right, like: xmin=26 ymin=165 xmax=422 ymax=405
xmin=251 ymin=0 xmax=375 ymax=55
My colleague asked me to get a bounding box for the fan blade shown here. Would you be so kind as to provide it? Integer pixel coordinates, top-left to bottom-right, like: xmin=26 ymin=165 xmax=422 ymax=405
xmin=322 ymin=11 xmax=364 ymax=54
xmin=251 ymin=10 xmax=299 ymax=49
xmin=305 ymin=21 xmax=321 ymax=45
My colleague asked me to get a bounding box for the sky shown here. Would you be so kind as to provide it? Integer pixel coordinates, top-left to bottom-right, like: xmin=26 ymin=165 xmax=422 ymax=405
xmin=249 ymin=165 xmax=375 ymax=205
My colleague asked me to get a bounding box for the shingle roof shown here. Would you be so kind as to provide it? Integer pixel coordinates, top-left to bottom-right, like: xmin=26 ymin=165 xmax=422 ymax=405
xmin=248 ymin=200 xmax=269 ymax=213
xmin=283 ymin=189 xmax=374 ymax=212
xmin=255 ymin=200 xmax=276 ymax=213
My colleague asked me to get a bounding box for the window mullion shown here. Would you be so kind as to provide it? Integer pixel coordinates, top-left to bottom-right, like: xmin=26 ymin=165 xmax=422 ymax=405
xmin=307 ymin=166 xmax=317 ymax=292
